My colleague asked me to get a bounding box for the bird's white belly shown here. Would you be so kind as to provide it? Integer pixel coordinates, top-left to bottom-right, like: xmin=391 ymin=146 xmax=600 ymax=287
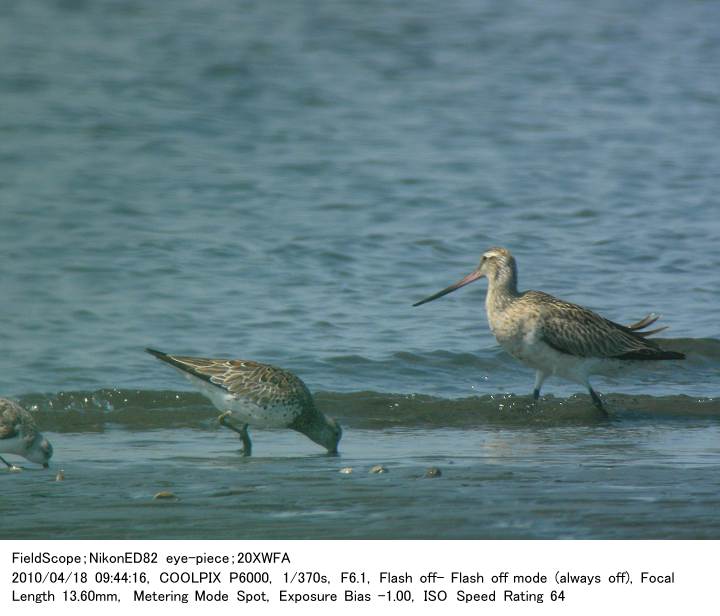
xmin=493 ymin=325 xmax=542 ymax=367
xmin=495 ymin=329 xmax=622 ymax=385
xmin=224 ymin=397 xmax=299 ymax=428
xmin=189 ymin=375 xmax=299 ymax=428
xmin=0 ymin=435 xmax=28 ymax=457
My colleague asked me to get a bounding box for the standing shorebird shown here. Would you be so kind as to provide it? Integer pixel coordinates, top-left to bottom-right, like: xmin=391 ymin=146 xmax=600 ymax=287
xmin=413 ymin=247 xmax=685 ymax=414
xmin=146 ymin=349 xmax=341 ymax=455
xmin=0 ymin=398 xmax=53 ymax=469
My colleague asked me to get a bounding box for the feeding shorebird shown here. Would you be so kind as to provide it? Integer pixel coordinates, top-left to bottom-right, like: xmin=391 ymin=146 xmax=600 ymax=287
xmin=146 ymin=348 xmax=341 ymax=455
xmin=0 ymin=398 xmax=53 ymax=469
xmin=413 ymin=247 xmax=685 ymax=414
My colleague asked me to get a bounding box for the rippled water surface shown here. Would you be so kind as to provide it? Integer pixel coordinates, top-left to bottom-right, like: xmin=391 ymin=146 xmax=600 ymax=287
xmin=1 ymin=0 xmax=719 ymax=539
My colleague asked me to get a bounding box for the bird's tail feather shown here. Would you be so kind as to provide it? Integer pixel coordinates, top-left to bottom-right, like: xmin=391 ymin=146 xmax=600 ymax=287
xmin=626 ymin=313 xmax=660 ymax=331
xmin=633 ymin=326 xmax=668 ymax=337
xmin=615 ymin=349 xmax=686 ymax=360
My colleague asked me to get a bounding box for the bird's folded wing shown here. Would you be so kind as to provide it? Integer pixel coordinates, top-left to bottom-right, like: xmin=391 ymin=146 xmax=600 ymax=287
xmin=0 ymin=418 xmax=18 ymax=440
xmin=537 ymin=300 xmax=663 ymax=359
xmin=166 ymin=355 xmax=313 ymax=407
xmin=0 ymin=399 xmax=23 ymax=440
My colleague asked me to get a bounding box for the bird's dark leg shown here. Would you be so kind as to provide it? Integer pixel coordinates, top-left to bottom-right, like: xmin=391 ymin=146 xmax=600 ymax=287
xmin=588 ymin=387 xmax=609 ymax=417
xmin=237 ymin=424 xmax=251 ymax=456
xmin=0 ymin=455 xmax=12 ymax=468
xmin=218 ymin=412 xmax=252 ymax=456
xmin=532 ymin=370 xmax=548 ymax=403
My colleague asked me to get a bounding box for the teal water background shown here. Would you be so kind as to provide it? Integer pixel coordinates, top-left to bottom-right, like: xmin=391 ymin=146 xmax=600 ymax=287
xmin=1 ymin=0 xmax=719 ymax=538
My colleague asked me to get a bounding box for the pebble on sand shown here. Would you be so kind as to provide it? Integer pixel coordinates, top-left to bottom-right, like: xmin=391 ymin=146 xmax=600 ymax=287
xmin=153 ymin=491 xmax=178 ymax=501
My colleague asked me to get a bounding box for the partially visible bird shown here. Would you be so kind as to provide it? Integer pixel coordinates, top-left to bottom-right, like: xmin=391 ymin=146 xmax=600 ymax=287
xmin=413 ymin=247 xmax=685 ymax=413
xmin=0 ymin=398 xmax=53 ymax=469
xmin=146 ymin=348 xmax=342 ymax=455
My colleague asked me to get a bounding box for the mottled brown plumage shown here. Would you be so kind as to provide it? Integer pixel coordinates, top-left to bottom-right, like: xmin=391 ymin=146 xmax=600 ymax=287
xmin=518 ymin=291 xmax=680 ymax=361
xmin=0 ymin=398 xmax=37 ymax=441
xmin=414 ymin=247 xmax=685 ymax=413
xmin=0 ymin=398 xmax=53 ymax=468
xmin=146 ymin=348 xmax=341 ymax=455
xmin=150 ymin=353 xmax=316 ymax=410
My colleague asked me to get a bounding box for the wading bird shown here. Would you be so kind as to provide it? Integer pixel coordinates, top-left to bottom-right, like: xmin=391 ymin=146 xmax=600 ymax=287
xmin=0 ymin=398 xmax=53 ymax=468
xmin=413 ymin=247 xmax=685 ymax=414
xmin=146 ymin=349 xmax=341 ymax=455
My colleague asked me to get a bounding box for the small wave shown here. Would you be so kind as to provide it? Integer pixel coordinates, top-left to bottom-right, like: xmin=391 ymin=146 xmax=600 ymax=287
xmin=313 ymin=391 xmax=720 ymax=427
xmin=17 ymin=388 xmax=720 ymax=433
xmin=18 ymin=389 xmax=217 ymax=431
xmin=329 ymin=338 xmax=720 ymax=370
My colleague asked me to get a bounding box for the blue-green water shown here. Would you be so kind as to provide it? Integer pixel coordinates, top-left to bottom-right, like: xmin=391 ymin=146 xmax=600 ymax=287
xmin=1 ymin=0 xmax=719 ymax=539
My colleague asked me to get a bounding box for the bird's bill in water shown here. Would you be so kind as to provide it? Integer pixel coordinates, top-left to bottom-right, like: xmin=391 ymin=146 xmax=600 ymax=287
xmin=42 ymin=463 xmax=49 ymax=469
xmin=413 ymin=269 xmax=484 ymax=307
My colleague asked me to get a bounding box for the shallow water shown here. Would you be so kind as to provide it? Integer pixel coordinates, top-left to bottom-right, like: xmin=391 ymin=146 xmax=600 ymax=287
xmin=1 ymin=0 xmax=719 ymax=539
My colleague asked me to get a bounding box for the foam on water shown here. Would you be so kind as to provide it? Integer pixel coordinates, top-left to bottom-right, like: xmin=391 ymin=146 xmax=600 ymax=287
xmin=16 ymin=385 xmax=720 ymax=434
